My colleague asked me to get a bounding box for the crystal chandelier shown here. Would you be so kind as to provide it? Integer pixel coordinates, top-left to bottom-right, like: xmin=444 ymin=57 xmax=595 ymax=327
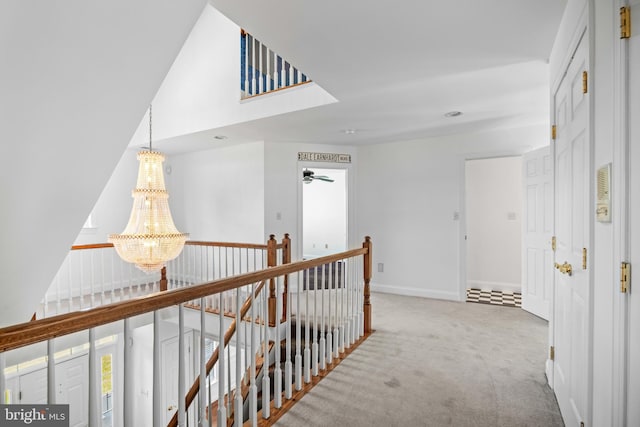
xmin=109 ymin=105 xmax=188 ymax=273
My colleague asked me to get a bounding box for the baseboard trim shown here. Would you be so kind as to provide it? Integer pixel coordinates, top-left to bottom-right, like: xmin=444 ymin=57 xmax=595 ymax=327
xmin=467 ymin=280 xmax=521 ymax=293
xmin=371 ymin=283 xmax=461 ymax=302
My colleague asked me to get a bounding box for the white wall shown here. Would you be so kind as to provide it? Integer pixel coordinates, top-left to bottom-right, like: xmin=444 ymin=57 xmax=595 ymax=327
xmin=303 ymin=168 xmax=347 ymax=258
xmin=74 ymin=150 xmax=139 ymax=245
xmin=129 ymin=4 xmax=336 ymax=147
xmin=0 ymin=0 xmax=206 ymax=328
xmin=465 ymin=157 xmax=522 ymax=292
xmin=356 ymin=125 xmax=547 ymax=301
xmin=264 ymin=142 xmax=358 ymax=260
xmin=169 ymin=141 xmax=265 ymax=242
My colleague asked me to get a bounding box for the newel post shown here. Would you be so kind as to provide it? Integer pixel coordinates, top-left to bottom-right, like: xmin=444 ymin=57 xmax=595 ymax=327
xmin=363 ymin=236 xmax=372 ymax=334
xmin=282 ymin=233 xmax=291 ymax=320
xmin=267 ymin=234 xmax=277 ymax=326
xmin=160 ymin=266 xmax=168 ymax=292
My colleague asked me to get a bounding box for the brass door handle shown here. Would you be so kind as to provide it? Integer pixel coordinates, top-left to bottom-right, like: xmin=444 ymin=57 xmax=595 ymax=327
xmin=555 ymin=261 xmax=572 ymax=276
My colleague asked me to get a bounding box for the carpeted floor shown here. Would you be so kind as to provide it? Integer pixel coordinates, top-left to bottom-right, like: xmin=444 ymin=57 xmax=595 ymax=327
xmin=276 ymin=292 xmax=564 ymax=427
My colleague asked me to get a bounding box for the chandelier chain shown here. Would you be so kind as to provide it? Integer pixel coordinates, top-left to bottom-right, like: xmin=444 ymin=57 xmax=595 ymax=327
xmin=149 ymin=104 xmax=153 ymax=152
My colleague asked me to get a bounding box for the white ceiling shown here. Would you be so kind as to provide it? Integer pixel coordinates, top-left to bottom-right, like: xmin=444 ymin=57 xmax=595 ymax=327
xmin=179 ymin=0 xmax=566 ymax=148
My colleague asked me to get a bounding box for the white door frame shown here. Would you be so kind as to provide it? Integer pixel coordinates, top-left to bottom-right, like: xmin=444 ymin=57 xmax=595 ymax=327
xmin=458 ymin=153 xmax=526 ymax=302
xmin=296 ymin=161 xmax=354 ymax=263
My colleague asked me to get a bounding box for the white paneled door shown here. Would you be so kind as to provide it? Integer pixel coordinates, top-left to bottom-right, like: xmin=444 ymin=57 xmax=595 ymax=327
xmin=552 ymin=31 xmax=591 ymax=427
xmin=522 ymin=146 xmax=554 ymax=320
xmin=56 ymin=355 xmax=89 ymax=427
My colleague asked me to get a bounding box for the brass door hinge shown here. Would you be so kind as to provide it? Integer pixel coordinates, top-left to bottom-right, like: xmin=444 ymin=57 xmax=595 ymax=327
xmin=551 ymin=124 xmax=557 ymax=140
xmin=551 ymin=236 xmax=556 ymax=251
xmin=550 ymin=346 xmax=555 ymax=361
xmin=583 ymin=71 xmax=588 ymax=94
xmin=621 ymin=6 xmax=631 ymax=39
xmin=621 ymin=262 xmax=630 ymax=293
xmin=582 ymin=248 xmax=587 ymax=270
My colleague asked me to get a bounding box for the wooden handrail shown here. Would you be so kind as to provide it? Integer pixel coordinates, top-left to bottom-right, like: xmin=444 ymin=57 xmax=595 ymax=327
xmin=69 ymin=240 xmax=282 ymax=251
xmin=167 ymin=280 xmax=267 ymax=427
xmin=71 ymin=243 xmax=114 ymax=250
xmin=185 ymin=240 xmax=282 ymax=250
xmin=0 ymin=247 xmax=368 ymax=353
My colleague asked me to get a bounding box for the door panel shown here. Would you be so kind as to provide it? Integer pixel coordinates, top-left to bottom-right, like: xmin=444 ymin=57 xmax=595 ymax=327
xmin=522 ymin=145 xmax=553 ymax=319
xmin=553 ymin=31 xmax=590 ymax=427
xmin=56 ymin=355 xmax=89 ymax=427
xmin=19 ymin=368 xmax=47 ymax=404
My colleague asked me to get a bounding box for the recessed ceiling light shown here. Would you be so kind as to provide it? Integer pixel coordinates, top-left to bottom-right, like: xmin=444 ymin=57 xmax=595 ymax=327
xmin=213 ymin=135 xmax=227 ymax=140
xmin=343 ymin=129 xmax=356 ymax=135
xmin=444 ymin=111 xmax=463 ymax=118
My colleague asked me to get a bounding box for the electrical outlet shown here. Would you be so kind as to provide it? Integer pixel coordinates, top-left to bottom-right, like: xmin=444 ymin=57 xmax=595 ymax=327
xmin=378 ymin=263 xmax=384 ymax=273
xmin=276 ymin=212 xmax=282 ymax=220
xmin=453 ymin=211 xmax=460 ymax=221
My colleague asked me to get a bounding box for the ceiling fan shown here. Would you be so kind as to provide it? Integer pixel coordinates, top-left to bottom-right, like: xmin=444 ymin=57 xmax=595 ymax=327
xmin=303 ymin=169 xmax=334 ymax=184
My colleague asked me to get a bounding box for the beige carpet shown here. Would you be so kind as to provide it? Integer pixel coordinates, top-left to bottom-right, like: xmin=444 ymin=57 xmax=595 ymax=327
xmin=276 ymin=292 xmax=564 ymax=427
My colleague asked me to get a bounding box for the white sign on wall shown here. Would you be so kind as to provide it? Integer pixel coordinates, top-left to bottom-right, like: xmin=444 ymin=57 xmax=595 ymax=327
xmin=298 ymin=152 xmax=351 ymax=163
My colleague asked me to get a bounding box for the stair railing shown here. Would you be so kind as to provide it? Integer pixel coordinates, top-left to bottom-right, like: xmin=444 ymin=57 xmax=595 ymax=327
xmin=173 ymin=237 xmax=373 ymax=426
xmin=0 ymin=236 xmax=371 ymax=427
xmin=241 ymin=29 xmax=311 ymax=99
xmin=40 ymin=236 xmax=289 ymax=319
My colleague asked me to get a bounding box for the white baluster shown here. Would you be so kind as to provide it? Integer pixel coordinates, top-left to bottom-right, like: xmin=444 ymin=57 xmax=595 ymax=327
xmin=235 ymin=287 xmax=243 ymax=426
xmin=266 ymin=48 xmax=271 ymax=93
xmin=200 ymin=299 xmax=207 ymax=426
xmin=88 ymin=329 xmax=100 ymax=426
xmin=273 ymin=55 xmax=279 ymax=91
xmin=208 ymin=365 xmax=213 ymax=427
xmin=153 ymin=311 xmax=162 ymax=426
xmin=285 ymin=277 xmax=293 ymax=399
xmin=124 ymin=318 xmax=134 ymax=426
xmin=295 ymin=271 xmax=303 ymax=390
xmin=297 ymin=70 xmax=302 ymax=85
xmin=336 ymin=260 xmax=342 ymax=356
xmin=178 ymin=305 xmax=186 ymax=427
xmin=258 ymin=41 xmax=263 ymax=95
xmin=319 ymin=265 xmax=326 ymax=370
xmin=326 ymin=265 xmax=333 ymax=365
xmin=218 ymin=293 xmax=226 ymax=426
xmin=244 ymin=33 xmax=250 ymax=97
xmin=249 ymin=282 xmax=258 ymax=427
xmin=0 ymin=352 xmax=5 ymax=404
xmin=274 ymin=278 xmax=282 ymax=408
xmin=289 ymin=64 xmax=294 ymax=87
xmin=304 ymin=268 xmax=311 ymax=383
xmin=359 ymin=257 xmax=365 ymax=338
xmin=261 ymin=286 xmax=270 ymax=419
xmin=352 ymin=257 xmax=359 ymax=345
xmin=280 ymin=58 xmax=286 ymax=88
xmin=251 ymin=36 xmax=256 ymax=96
xmin=67 ymin=255 xmax=73 ymax=313
xmin=312 ymin=267 xmax=319 ymax=376
xmin=110 ymin=250 xmax=115 ymax=304
xmin=47 ymin=339 xmax=55 ymax=404
xmin=56 ymin=268 xmax=61 ymax=314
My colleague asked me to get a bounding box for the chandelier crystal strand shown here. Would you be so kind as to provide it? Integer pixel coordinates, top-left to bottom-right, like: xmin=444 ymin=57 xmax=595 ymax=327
xmin=109 ymin=105 xmax=188 ymax=273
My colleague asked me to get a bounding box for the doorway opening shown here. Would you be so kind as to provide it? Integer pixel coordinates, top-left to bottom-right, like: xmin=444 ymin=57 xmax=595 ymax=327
xmin=465 ymin=156 xmax=523 ymax=307
xmin=302 ymin=168 xmax=347 ymax=259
